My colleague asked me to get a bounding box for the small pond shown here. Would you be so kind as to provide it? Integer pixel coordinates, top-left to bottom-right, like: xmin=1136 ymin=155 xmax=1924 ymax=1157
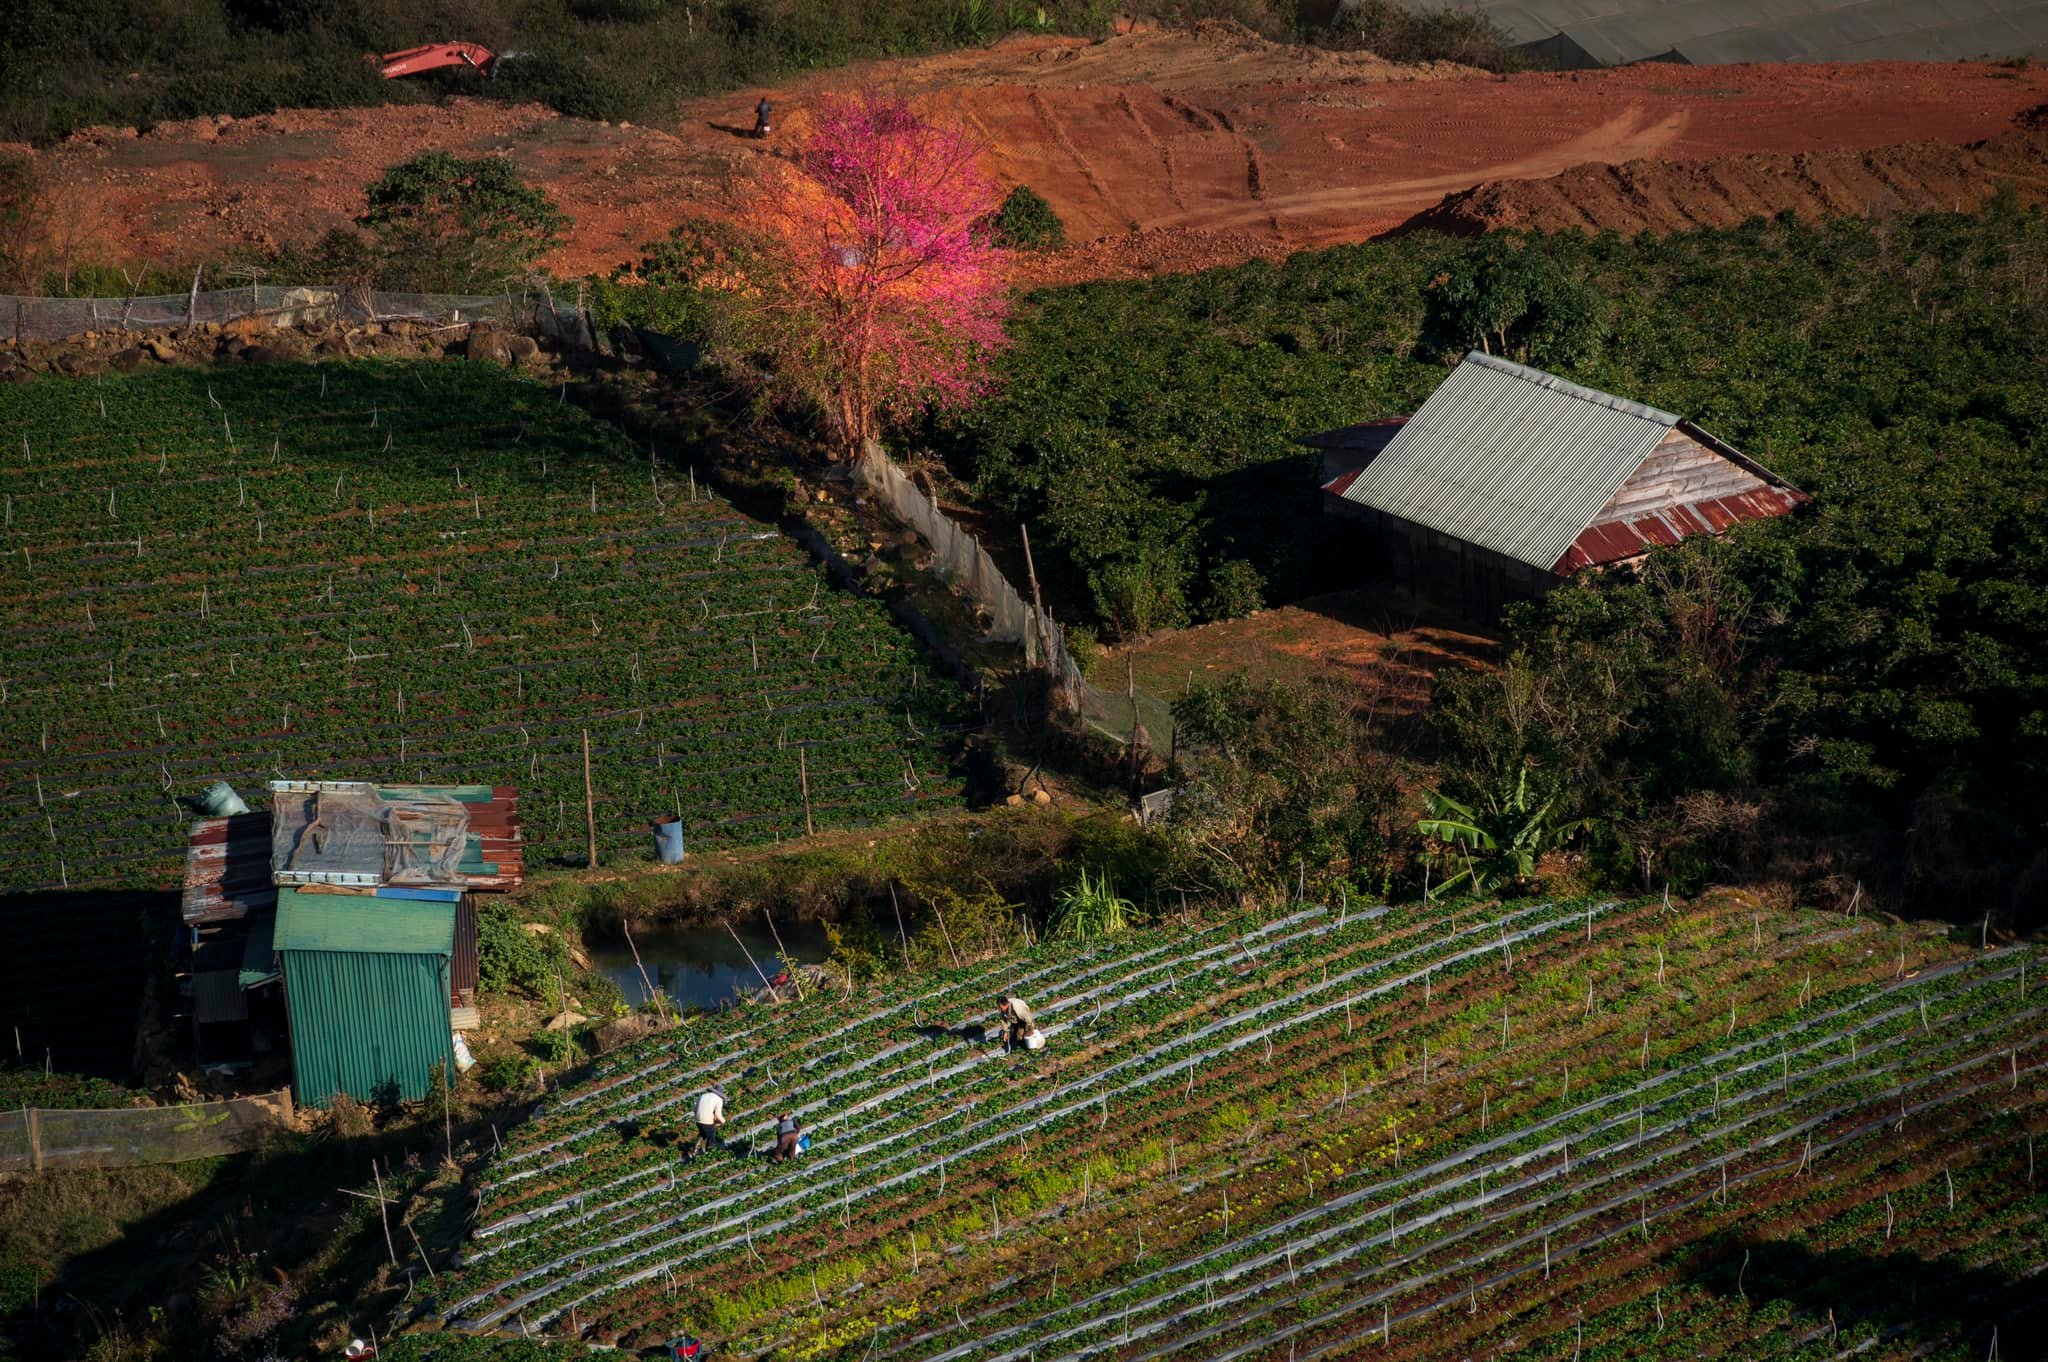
xmin=587 ymin=918 xmax=832 ymax=1011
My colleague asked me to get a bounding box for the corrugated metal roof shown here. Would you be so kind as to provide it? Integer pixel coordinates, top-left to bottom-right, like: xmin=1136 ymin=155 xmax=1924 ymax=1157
xmin=182 ymin=785 xmax=522 ymax=921
xmin=273 ymin=888 xmax=456 ymax=956
xmin=1556 ymin=486 xmax=1807 ymax=570
xmin=1403 ymin=0 xmax=2048 ymax=63
xmin=181 ymin=813 xmax=277 ymax=925
xmin=281 ymin=950 xmax=453 ymax=1105
xmin=1299 ymin=418 xmax=1408 ymax=454
xmin=1336 ymin=352 xmax=1679 ymax=572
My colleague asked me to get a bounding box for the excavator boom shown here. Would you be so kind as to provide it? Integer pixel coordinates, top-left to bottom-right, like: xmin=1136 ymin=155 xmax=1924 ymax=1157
xmin=372 ymin=42 xmax=498 ymax=79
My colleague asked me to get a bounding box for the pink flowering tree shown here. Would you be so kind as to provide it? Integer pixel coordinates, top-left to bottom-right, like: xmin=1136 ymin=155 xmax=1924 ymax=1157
xmin=731 ymin=90 xmax=1010 ymax=464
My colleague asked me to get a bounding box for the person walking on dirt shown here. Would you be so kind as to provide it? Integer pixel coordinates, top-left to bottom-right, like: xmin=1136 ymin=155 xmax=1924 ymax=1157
xmin=997 ymin=995 xmax=1038 ymax=1051
xmin=690 ymin=1084 xmax=729 ymax=1158
xmin=753 ymin=97 xmax=772 ymax=140
xmin=771 ymin=1113 xmax=804 ymax=1161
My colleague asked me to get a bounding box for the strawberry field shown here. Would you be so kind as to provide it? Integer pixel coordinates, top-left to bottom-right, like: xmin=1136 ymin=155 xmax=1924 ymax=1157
xmin=425 ymin=897 xmax=2046 ymax=1359
xmin=0 ymin=363 xmax=975 ymax=891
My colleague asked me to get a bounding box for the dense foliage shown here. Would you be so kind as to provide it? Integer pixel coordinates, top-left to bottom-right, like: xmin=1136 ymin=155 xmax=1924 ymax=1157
xmin=943 ymin=203 xmax=2048 ymax=920
xmin=0 ymin=0 xmax=1123 ymax=143
xmin=354 ymin=153 xmax=570 ymax=293
xmin=987 ymin=184 xmax=1067 ymax=252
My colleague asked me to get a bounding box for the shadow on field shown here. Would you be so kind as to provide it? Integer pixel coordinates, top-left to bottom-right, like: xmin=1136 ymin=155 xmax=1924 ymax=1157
xmin=1684 ymin=1237 xmax=2048 ymax=1355
xmin=0 ymin=889 xmax=178 ymax=1080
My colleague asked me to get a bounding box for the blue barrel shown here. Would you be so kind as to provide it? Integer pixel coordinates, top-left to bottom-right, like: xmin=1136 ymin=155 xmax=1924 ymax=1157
xmin=200 ymin=781 xmax=250 ymax=816
xmin=652 ymin=816 xmax=686 ymax=865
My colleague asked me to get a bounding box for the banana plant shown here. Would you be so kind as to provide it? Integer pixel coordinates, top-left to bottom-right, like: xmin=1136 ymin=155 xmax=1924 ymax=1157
xmin=1415 ymin=764 xmax=1595 ymax=899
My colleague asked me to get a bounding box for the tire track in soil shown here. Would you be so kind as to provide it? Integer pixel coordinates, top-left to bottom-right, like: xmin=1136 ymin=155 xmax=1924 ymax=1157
xmin=1027 ymin=89 xmax=1126 ymax=229
xmin=1119 ymin=90 xmax=1185 ymax=213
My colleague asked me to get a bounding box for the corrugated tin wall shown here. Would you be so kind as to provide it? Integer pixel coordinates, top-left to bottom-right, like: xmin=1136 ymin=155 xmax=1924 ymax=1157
xmin=281 ymin=950 xmax=452 ymax=1106
xmin=452 ymin=896 xmax=479 ymax=1006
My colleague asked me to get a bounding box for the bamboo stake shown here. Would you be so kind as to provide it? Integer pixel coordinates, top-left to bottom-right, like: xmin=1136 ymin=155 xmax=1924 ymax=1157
xmin=798 ymin=746 xmax=814 ymax=837
xmin=889 ymin=882 xmax=910 ymax=965
xmin=623 ymin=919 xmax=666 ymax=1021
xmin=371 ymin=1163 xmax=397 ymax=1266
xmin=581 ymin=729 xmax=597 ymax=869
xmin=726 ymin=919 xmax=783 ymax=1002
xmin=762 ymin=908 xmax=801 ymax=999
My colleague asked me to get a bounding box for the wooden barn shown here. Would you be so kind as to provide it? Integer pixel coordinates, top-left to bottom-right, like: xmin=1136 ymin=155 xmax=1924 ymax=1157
xmin=1314 ymin=352 xmax=1806 ymax=618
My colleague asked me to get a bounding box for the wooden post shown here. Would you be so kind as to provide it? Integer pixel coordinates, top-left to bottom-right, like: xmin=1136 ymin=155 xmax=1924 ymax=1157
xmin=407 ymin=1222 xmax=437 ymax=1279
xmin=797 ymin=746 xmax=814 ymax=838
xmin=1020 ymin=525 xmax=1051 ymax=672
xmin=888 ymin=882 xmax=910 ymax=965
xmin=581 ymin=728 xmax=597 ymax=869
xmin=441 ymin=1062 xmax=452 ymax=1165
xmin=24 ymin=1106 xmax=40 ymax=1172
xmin=1126 ymin=653 xmax=1140 ymax=788
xmin=371 ymin=1162 xmax=397 ymax=1266
xmin=623 ymin=919 xmax=666 ymax=1021
xmin=725 ymin=920 xmax=783 ymax=1003
xmin=762 ymin=909 xmax=802 ymax=998
xmin=186 ymin=265 xmax=202 ymax=329
xmin=930 ymin=893 xmax=964 ymax=970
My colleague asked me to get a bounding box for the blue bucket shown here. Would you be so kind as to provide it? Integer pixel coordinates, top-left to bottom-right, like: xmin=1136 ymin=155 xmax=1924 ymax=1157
xmin=652 ymin=816 xmax=686 ymax=865
xmin=199 ymin=781 xmax=249 ymax=817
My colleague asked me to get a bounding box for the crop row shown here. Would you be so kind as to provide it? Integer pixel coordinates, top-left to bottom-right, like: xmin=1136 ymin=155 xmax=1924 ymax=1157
xmin=0 ymin=362 xmax=975 ymax=889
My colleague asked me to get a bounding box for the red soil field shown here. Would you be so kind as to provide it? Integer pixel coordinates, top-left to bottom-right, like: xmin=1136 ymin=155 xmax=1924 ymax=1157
xmin=15 ymin=22 xmax=2048 ymax=285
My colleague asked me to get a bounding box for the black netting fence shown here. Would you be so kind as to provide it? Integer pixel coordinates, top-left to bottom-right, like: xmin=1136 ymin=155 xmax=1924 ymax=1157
xmin=855 ymin=450 xmax=1174 ymax=747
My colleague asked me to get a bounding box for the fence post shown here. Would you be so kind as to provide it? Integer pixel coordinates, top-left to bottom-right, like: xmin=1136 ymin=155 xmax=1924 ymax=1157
xmin=186 ymin=266 xmax=202 ymax=329
xmin=25 ymin=1106 xmax=41 ymax=1171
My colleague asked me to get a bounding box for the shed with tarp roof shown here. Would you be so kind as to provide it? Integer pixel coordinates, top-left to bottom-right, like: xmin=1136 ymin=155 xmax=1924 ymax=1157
xmin=177 ymin=780 xmax=521 ymax=1101
xmin=1315 ymin=352 xmax=1804 ymax=618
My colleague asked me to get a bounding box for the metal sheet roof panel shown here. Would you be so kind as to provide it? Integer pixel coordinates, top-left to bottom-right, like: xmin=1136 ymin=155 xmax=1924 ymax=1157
xmin=1338 ymin=352 xmax=1678 ymax=571
xmin=1554 ymin=486 xmax=1805 ymax=571
xmin=273 ymin=887 xmax=455 ymax=956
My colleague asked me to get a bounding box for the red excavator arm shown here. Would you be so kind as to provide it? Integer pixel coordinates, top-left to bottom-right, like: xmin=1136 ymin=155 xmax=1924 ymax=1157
xmin=371 ymin=42 xmax=499 ymax=79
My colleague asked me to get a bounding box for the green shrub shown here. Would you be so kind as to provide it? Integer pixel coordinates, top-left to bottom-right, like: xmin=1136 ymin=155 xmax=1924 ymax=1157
xmin=477 ymin=906 xmax=567 ymax=1000
xmin=529 ymin=1027 xmax=574 ymax=1063
xmin=357 ymin=151 xmax=569 ymax=292
xmin=989 ymin=185 xmax=1066 ymax=252
xmin=478 ymin=1054 xmax=538 ymax=1092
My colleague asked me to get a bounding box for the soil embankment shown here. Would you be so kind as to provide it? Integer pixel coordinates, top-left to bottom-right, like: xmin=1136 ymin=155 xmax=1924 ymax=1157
xmin=1402 ymin=127 xmax=2048 ymax=237
xmin=15 ymin=25 xmax=2048 ymax=283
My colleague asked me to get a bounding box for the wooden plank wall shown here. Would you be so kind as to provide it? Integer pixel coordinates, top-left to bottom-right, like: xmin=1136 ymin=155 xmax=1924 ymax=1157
xmin=1590 ymin=428 xmax=1765 ymax=527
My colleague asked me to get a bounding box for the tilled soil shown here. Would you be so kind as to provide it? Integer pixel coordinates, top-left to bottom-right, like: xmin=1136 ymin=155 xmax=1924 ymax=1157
xmin=1403 ymin=127 xmax=2048 ymax=237
xmin=16 ymin=24 xmax=2048 ymax=284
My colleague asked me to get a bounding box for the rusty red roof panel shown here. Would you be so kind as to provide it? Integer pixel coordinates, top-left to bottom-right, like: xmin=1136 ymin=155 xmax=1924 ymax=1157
xmin=183 ymin=813 xmax=278 ymax=925
xmin=183 ymin=787 xmax=522 ymax=919
xmin=1552 ymin=487 xmax=1806 ymax=574
xmin=1322 ymin=467 xmax=1363 ymax=497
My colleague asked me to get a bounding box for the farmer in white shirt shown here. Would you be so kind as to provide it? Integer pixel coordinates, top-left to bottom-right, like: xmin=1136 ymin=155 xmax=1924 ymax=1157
xmin=690 ymin=1084 xmax=729 ymax=1158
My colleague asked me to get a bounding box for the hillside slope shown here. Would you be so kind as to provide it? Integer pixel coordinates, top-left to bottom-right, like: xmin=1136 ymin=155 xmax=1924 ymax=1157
xmin=1404 ymin=128 xmax=2048 ymax=237
xmin=425 ymin=897 xmax=2048 ymax=1358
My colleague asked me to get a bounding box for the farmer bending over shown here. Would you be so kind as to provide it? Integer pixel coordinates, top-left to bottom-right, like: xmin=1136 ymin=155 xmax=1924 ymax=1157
xmin=691 ymin=1083 xmax=729 ymax=1158
xmin=997 ymin=994 xmax=1037 ymax=1051
xmin=771 ymin=1113 xmax=804 ymax=1161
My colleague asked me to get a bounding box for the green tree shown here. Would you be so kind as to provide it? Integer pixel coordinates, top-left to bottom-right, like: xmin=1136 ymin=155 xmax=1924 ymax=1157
xmin=1419 ymin=236 xmax=1603 ymax=368
xmin=1170 ymin=674 xmax=1409 ymax=899
xmin=988 ymin=184 xmax=1066 ymax=251
xmin=357 ymin=152 xmax=569 ymax=293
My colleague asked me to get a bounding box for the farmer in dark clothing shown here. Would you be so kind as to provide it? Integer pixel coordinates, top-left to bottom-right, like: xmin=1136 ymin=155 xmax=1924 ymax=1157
xmin=771 ymin=1113 xmax=803 ymax=1161
xmin=753 ymin=97 xmax=772 ymax=139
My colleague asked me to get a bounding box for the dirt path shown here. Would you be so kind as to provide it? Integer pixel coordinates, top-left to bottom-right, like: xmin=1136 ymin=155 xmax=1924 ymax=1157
xmin=17 ymin=24 xmax=2048 ymax=285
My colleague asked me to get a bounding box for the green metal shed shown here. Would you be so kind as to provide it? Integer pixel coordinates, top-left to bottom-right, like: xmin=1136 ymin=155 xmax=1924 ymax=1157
xmin=273 ymin=888 xmax=456 ymax=1106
